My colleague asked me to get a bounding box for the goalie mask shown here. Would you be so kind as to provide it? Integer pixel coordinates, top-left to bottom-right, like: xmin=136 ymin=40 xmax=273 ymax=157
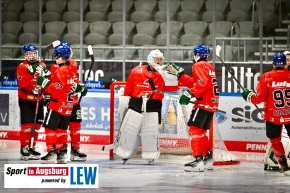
xmin=147 ymin=49 xmax=164 ymax=71
xmin=23 ymin=44 xmax=38 ymax=63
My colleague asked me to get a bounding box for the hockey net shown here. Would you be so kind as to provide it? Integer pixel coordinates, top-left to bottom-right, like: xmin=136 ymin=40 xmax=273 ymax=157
xmin=109 ymin=81 xmax=240 ymax=165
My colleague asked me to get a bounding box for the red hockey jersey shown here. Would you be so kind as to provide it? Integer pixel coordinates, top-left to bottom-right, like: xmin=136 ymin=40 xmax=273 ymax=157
xmin=45 ymin=65 xmax=78 ymax=116
xmin=50 ymin=58 xmax=80 ymax=105
xmin=179 ymin=60 xmax=219 ymax=112
xmin=17 ymin=60 xmax=46 ymax=101
xmin=124 ymin=65 xmax=177 ymax=101
xmin=251 ymin=68 xmax=290 ymax=124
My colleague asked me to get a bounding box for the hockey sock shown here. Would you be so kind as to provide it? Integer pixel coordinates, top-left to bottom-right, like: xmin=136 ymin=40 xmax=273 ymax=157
xmin=270 ymin=137 xmax=285 ymax=161
xmin=45 ymin=128 xmax=57 ymax=152
xmin=20 ymin=123 xmax=34 ymax=146
xmin=189 ymin=126 xmax=207 ymax=157
xmin=32 ymin=124 xmax=41 ymax=147
xmin=69 ymin=122 xmax=81 ymax=149
xmin=201 ymin=135 xmax=210 ymax=156
xmin=56 ymin=128 xmax=68 ymax=151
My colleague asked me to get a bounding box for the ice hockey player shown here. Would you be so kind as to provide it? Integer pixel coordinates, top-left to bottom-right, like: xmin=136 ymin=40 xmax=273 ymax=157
xmin=166 ymin=44 xmax=220 ymax=172
xmin=37 ymin=44 xmax=86 ymax=164
xmin=263 ymin=51 xmax=290 ymax=171
xmin=242 ymin=52 xmax=290 ymax=176
xmin=114 ymin=49 xmax=178 ymax=164
xmin=49 ymin=40 xmax=88 ymax=162
xmin=16 ymin=44 xmax=51 ymax=160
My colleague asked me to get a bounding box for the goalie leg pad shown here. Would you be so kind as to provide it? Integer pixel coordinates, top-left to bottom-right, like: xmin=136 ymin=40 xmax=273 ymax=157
xmin=140 ymin=112 xmax=160 ymax=160
xmin=115 ymin=109 xmax=143 ymax=159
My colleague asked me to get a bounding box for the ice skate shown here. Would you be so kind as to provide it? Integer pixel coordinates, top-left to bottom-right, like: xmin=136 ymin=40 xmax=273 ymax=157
xmin=263 ymin=146 xmax=279 ymax=170
xmin=278 ymin=155 xmax=290 ymax=176
xmin=41 ymin=149 xmax=58 ymax=164
xmin=20 ymin=146 xmax=31 ymax=161
xmin=184 ymin=156 xmax=204 ymax=172
xmin=70 ymin=147 xmax=87 ymax=162
xmin=29 ymin=147 xmax=41 ymax=160
xmin=57 ymin=144 xmax=68 ymax=164
xmin=122 ymin=158 xmax=129 ymax=164
xmin=203 ymin=150 xmax=213 ymax=170
xmin=148 ymin=159 xmax=154 ymax=165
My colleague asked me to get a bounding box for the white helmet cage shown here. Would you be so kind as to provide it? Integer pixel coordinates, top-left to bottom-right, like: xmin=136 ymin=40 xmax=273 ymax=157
xmin=147 ymin=49 xmax=164 ymax=66
xmin=24 ymin=50 xmax=38 ymax=63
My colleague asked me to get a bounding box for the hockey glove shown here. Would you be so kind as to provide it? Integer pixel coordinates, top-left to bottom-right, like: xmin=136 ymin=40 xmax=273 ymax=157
xmin=179 ymin=90 xmax=195 ymax=105
xmin=166 ymin=63 xmax=185 ymax=78
xmin=35 ymin=65 xmax=51 ymax=77
xmin=37 ymin=76 xmax=50 ymax=89
xmin=27 ymin=63 xmax=39 ymax=75
xmin=242 ymin=89 xmax=255 ymax=102
xmin=81 ymin=87 xmax=88 ymax=96
xmin=74 ymin=83 xmax=86 ymax=93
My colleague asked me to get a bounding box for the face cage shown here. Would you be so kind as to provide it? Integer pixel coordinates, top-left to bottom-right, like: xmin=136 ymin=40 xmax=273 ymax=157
xmin=24 ymin=50 xmax=38 ymax=63
xmin=153 ymin=57 xmax=164 ymax=65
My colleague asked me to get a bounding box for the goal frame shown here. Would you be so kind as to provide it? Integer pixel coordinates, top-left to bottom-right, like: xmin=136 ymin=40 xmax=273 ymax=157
xmin=109 ymin=81 xmax=240 ymax=165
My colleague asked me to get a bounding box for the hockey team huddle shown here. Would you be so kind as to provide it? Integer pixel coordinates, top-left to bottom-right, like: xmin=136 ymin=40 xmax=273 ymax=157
xmin=16 ymin=41 xmax=290 ymax=176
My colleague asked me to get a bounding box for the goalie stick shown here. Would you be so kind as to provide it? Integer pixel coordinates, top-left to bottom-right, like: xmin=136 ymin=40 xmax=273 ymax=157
xmin=148 ymin=78 xmax=252 ymax=122
xmin=79 ymin=45 xmax=95 ymax=103
xmin=215 ymin=45 xmax=264 ymax=118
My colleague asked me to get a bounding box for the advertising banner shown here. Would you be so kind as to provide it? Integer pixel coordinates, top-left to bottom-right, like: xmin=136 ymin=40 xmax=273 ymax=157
xmin=0 ymin=88 xmax=270 ymax=152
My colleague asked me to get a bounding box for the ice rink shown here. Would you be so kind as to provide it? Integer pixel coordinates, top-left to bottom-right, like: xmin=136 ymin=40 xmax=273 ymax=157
xmin=0 ymin=140 xmax=289 ymax=193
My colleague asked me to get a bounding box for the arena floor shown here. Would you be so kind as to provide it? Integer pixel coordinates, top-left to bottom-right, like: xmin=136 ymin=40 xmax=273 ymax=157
xmin=0 ymin=140 xmax=289 ymax=193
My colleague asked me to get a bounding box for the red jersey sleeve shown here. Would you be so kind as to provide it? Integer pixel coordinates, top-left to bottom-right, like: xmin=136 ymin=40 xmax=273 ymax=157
xmin=17 ymin=61 xmax=43 ymax=101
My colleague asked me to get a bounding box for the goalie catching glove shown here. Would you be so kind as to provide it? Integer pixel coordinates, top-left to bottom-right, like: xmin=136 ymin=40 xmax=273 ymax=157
xmin=242 ymin=89 xmax=255 ymax=102
xmin=180 ymin=90 xmax=195 ymax=105
xmin=166 ymin=63 xmax=185 ymax=78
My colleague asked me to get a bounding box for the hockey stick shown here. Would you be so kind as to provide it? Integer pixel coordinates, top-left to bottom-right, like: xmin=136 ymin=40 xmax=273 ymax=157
xmin=148 ymin=78 xmax=252 ymax=121
xmin=42 ymin=40 xmax=61 ymax=61
xmin=30 ymin=87 xmax=41 ymax=149
xmin=79 ymin=45 xmax=94 ymax=103
xmin=102 ymin=107 xmax=129 ymax=151
xmin=215 ymin=45 xmax=264 ymax=118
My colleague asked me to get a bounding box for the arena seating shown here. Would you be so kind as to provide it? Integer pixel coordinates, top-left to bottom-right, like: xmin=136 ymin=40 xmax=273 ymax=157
xmin=0 ymin=0 xmax=282 ymax=61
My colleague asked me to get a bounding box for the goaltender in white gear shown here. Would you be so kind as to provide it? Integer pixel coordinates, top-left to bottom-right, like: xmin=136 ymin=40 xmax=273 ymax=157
xmin=114 ymin=49 xmax=178 ymax=164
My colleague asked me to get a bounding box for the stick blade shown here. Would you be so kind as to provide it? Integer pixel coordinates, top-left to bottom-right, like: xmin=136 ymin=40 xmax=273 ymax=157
xmin=148 ymin=78 xmax=156 ymax=91
xmin=216 ymin=45 xmax=221 ymax=57
xmin=88 ymin=45 xmax=93 ymax=55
